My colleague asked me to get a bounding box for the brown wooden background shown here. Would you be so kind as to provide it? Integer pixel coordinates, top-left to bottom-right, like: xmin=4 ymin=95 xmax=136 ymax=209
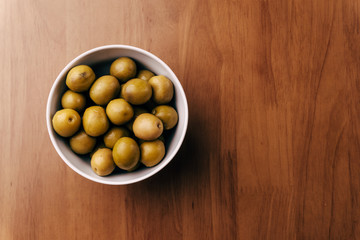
xmin=1 ymin=0 xmax=360 ymax=239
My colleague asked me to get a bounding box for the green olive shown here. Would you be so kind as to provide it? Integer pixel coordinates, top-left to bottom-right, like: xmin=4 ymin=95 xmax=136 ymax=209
xmin=66 ymin=65 xmax=95 ymax=92
xmin=112 ymin=137 xmax=140 ymax=170
xmin=89 ymin=75 xmax=120 ymax=105
xmin=83 ymin=106 xmax=109 ymax=137
xmin=148 ymin=75 xmax=174 ymax=104
xmin=52 ymin=109 xmax=81 ymax=137
xmin=69 ymin=130 xmax=96 ymax=154
xmin=121 ymin=78 xmax=152 ymax=105
xmin=137 ymin=70 xmax=154 ymax=81
xmin=140 ymin=140 xmax=165 ymax=167
xmin=152 ymin=105 xmax=178 ymax=130
xmin=61 ymin=90 xmax=86 ymax=112
xmin=91 ymin=148 xmax=115 ymax=176
xmin=110 ymin=57 xmax=137 ymax=82
xmin=106 ymin=98 xmax=134 ymax=125
xmin=103 ymin=127 xmax=130 ymax=149
xmin=132 ymin=113 xmax=163 ymax=141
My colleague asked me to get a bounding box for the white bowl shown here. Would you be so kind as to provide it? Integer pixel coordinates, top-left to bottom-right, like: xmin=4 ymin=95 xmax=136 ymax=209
xmin=46 ymin=45 xmax=188 ymax=185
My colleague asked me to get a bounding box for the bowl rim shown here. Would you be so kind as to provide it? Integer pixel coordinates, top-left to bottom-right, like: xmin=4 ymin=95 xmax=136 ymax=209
xmin=46 ymin=44 xmax=189 ymax=185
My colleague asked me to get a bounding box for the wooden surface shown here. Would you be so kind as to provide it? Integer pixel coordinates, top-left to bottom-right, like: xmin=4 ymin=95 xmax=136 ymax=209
xmin=1 ymin=0 xmax=360 ymax=239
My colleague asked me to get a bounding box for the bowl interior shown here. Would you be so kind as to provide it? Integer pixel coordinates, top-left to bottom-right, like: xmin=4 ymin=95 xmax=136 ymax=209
xmin=47 ymin=45 xmax=188 ymax=185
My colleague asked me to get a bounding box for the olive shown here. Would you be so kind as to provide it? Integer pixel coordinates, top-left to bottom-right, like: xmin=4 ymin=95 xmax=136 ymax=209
xmin=52 ymin=109 xmax=81 ymax=137
xmin=148 ymin=75 xmax=174 ymax=104
xmin=69 ymin=130 xmax=96 ymax=154
xmin=89 ymin=75 xmax=120 ymax=105
xmin=132 ymin=113 xmax=163 ymax=141
xmin=66 ymin=65 xmax=95 ymax=92
xmin=112 ymin=137 xmax=140 ymax=171
xmin=140 ymin=140 xmax=165 ymax=167
xmin=83 ymin=106 xmax=109 ymax=137
xmin=152 ymin=105 xmax=178 ymax=130
xmin=121 ymin=78 xmax=152 ymax=105
xmin=61 ymin=90 xmax=86 ymax=112
xmin=110 ymin=57 xmax=137 ymax=82
xmin=106 ymin=98 xmax=134 ymax=125
xmin=91 ymin=148 xmax=115 ymax=176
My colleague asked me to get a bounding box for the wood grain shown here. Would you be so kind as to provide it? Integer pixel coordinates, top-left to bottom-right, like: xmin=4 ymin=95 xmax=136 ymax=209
xmin=1 ymin=0 xmax=360 ymax=239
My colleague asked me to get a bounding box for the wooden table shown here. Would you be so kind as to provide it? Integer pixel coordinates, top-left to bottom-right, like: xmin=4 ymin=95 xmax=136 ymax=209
xmin=1 ymin=0 xmax=359 ymax=239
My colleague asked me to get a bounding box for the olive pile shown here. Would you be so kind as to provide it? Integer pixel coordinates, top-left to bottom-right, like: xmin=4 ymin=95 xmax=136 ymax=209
xmin=52 ymin=57 xmax=178 ymax=176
